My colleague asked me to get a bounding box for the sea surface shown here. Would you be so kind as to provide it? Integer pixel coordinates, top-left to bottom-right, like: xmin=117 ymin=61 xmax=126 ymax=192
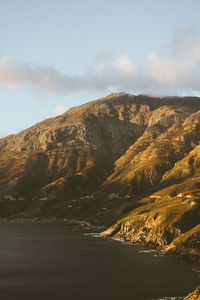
xmin=0 ymin=222 xmax=199 ymax=300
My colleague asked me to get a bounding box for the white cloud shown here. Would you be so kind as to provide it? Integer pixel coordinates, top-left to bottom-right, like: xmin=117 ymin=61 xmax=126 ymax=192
xmin=52 ymin=104 xmax=68 ymax=116
xmin=114 ymin=54 xmax=136 ymax=73
xmin=1 ymin=29 xmax=200 ymax=96
xmin=147 ymin=29 xmax=200 ymax=90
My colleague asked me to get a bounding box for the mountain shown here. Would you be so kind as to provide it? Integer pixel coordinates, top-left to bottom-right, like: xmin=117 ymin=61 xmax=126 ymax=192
xmin=1 ymin=92 xmax=200 ymax=261
xmin=184 ymin=286 xmax=200 ymax=299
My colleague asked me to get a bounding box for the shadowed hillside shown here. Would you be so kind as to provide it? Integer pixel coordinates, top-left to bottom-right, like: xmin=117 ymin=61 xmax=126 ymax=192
xmin=1 ymin=93 xmax=200 ymax=261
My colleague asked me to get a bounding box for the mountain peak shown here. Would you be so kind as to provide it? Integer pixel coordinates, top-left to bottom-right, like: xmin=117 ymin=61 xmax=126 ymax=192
xmin=0 ymin=93 xmax=200 ymax=261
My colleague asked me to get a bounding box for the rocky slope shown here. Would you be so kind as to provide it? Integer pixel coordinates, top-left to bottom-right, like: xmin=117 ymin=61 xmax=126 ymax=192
xmin=1 ymin=93 xmax=200 ymax=262
xmin=184 ymin=285 xmax=200 ymax=299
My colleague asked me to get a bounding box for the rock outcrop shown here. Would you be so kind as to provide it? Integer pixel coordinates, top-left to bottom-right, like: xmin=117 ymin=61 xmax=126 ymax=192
xmin=1 ymin=93 xmax=200 ymax=261
xmin=184 ymin=286 xmax=200 ymax=299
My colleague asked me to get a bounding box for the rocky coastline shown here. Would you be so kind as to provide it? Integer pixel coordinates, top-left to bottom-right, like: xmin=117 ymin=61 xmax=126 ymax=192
xmin=0 ymin=93 xmax=200 ymax=299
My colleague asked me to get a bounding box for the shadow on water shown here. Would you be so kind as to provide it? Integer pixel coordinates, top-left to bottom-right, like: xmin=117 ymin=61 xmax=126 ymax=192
xmin=0 ymin=222 xmax=199 ymax=300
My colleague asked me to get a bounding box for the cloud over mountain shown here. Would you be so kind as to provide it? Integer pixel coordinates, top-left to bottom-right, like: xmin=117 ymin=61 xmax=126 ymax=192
xmin=0 ymin=29 xmax=200 ymax=96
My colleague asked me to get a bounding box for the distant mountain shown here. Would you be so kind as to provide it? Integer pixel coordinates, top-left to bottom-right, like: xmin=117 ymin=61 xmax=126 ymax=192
xmin=1 ymin=92 xmax=200 ymax=261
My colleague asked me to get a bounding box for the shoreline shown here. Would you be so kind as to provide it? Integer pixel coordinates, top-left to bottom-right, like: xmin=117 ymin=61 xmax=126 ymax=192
xmin=0 ymin=217 xmax=104 ymax=231
xmin=99 ymin=235 xmax=200 ymax=300
xmin=0 ymin=219 xmax=199 ymax=300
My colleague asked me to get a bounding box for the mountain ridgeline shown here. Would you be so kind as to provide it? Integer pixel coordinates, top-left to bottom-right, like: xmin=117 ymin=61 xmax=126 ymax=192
xmin=1 ymin=93 xmax=200 ymax=261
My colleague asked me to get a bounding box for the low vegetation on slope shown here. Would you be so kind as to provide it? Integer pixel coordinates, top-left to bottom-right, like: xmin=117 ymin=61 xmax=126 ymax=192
xmin=0 ymin=93 xmax=200 ymax=261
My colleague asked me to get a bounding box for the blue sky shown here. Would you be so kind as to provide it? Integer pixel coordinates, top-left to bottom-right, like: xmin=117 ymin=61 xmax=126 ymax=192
xmin=1 ymin=0 xmax=200 ymax=136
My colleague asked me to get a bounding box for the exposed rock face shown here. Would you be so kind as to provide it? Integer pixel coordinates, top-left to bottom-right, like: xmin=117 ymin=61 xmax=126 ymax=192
xmin=101 ymin=193 xmax=200 ymax=260
xmin=184 ymin=286 xmax=200 ymax=299
xmin=1 ymin=92 xmax=200 ymax=261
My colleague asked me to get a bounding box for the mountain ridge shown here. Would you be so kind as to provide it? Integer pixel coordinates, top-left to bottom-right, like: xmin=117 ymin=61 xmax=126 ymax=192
xmin=0 ymin=93 xmax=200 ymax=266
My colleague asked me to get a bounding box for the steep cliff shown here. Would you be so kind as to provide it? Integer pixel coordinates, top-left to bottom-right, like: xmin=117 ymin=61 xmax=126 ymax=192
xmin=1 ymin=93 xmax=200 ymax=261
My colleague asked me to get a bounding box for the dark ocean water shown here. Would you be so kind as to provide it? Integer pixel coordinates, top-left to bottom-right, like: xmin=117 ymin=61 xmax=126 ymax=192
xmin=0 ymin=222 xmax=199 ymax=300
